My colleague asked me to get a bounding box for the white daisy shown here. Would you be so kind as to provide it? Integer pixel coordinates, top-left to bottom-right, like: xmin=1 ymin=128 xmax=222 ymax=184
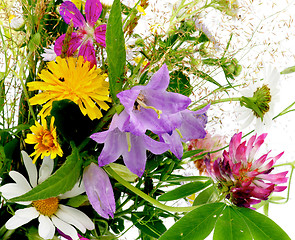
xmin=0 ymin=151 xmax=94 ymax=240
xmin=41 ymin=44 xmax=57 ymax=62
xmin=237 ymin=65 xmax=280 ymax=133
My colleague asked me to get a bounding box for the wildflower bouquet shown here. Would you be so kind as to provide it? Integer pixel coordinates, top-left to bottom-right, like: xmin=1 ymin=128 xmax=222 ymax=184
xmin=0 ymin=0 xmax=294 ymax=239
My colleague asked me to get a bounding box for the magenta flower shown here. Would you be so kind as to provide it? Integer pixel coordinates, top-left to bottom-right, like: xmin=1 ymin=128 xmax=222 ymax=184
xmin=83 ymin=163 xmax=116 ymax=219
xmin=90 ymin=111 xmax=169 ymax=177
xmin=117 ymin=64 xmax=191 ymax=136
xmin=54 ymin=0 xmax=106 ymax=67
xmin=159 ymin=106 xmax=209 ymax=159
xmin=205 ymin=132 xmax=288 ymax=208
xmin=57 ymin=229 xmax=90 ymax=240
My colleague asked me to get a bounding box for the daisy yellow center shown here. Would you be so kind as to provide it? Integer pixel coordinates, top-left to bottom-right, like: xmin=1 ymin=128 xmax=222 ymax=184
xmin=252 ymin=84 xmax=271 ymax=118
xmin=40 ymin=131 xmax=55 ymax=148
xmin=32 ymin=197 xmax=59 ymax=216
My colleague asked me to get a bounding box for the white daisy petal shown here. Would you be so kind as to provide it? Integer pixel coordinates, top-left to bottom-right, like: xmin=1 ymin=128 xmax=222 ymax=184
xmin=21 ymin=151 xmax=38 ymax=188
xmin=51 ymin=215 xmax=79 ymax=240
xmin=38 ymin=156 xmax=54 ymax=184
xmin=38 ymin=215 xmax=55 ymax=240
xmin=59 ymin=181 xmax=85 ymax=199
xmin=0 ymin=183 xmax=31 ymax=200
xmin=58 ymin=205 xmax=94 ymax=231
xmin=55 ymin=207 xmax=86 ymax=233
xmin=9 ymin=171 xmax=32 ymax=192
xmin=5 ymin=207 xmax=39 ymax=229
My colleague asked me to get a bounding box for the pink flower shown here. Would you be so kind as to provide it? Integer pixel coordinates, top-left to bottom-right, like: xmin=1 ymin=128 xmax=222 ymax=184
xmin=188 ymin=132 xmax=226 ymax=175
xmin=55 ymin=0 xmax=106 ymax=67
xmin=205 ymin=132 xmax=288 ymax=208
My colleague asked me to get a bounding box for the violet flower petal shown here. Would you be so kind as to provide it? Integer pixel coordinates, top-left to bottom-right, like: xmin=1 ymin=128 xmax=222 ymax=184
xmin=160 ymin=132 xmax=183 ymax=159
xmin=145 ymin=64 xmax=170 ymax=90
xmin=83 ymin=163 xmax=115 ymax=219
xmin=85 ymin=0 xmax=102 ymax=27
xmin=94 ymin=24 xmax=107 ymax=47
xmin=60 ymin=1 xmax=85 ymax=28
xmin=96 ymin=128 xmax=128 ymax=167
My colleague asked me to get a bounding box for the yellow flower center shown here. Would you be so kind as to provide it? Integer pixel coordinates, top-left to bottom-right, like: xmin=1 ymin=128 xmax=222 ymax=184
xmin=32 ymin=197 xmax=59 ymax=216
xmin=41 ymin=131 xmax=55 ymax=148
xmin=252 ymin=84 xmax=271 ymax=118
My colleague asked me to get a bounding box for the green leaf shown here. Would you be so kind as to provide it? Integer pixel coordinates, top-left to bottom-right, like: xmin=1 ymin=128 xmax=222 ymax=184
xmin=159 ymin=203 xmax=226 ymax=240
xmin=165 ymin=176 xmax=210 ymax=183
xmin=182 ymin=149 xmax=204 ymax=159
xmin=235 ymin=206 xmax=291 ymax=240
xmin=193 ymin=185 xmax=217 ymax=206
xmin=28 ymin=32 xmax=41 ymax=52
xmin=213 ymin=206 xmax=252 ymax=240
xmin=106 ymin=0 xmax=126 ymax=103
xmin=107 ymin=163 xmax=138 ymax=182
xmin=131 ymin=212 xmax=167 ymax=238
xmin=158 ymin=180 xmax=211 ymax=201
xmin=168 ymin=71 xmax=193 ymax=96
xmin=195 ymin=70 xmax=223 ymax=89
xmin=11 ymin=147 xmax=83 ymax=202
xmin=66 ymin=194 xmax=88 ymax=207
xmin=280 ymin=66 xmax=295 ymax=74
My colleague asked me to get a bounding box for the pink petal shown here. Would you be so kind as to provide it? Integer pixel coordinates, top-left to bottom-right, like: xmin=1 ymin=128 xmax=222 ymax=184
xmin=94 ymin=24 xmax=107 ymax=47
xmin=85 ymin=0 xmax=102 ymax=27
xmin=60 ymin=1 xmax=85 ymax=28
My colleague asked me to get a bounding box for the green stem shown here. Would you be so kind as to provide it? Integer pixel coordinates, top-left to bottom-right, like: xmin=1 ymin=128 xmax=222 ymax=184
xmin=192 ymin=97 xmax=241 ymax=111
xmin=105 ymin=166 xmax=198 ymax=212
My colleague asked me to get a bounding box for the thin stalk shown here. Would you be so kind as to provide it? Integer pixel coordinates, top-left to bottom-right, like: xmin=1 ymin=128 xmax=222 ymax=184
xmin=192 ymin=97 xmax=241 ymax=111
xmin=105 ymin=166 xmax=198 ymax=212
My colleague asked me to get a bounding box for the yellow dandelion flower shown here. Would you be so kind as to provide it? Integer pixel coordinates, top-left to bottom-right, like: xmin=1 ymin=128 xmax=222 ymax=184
xmin=28 ymin=56 xmax=111 ymax=120
xmin=25 ymin=117 xmax=63 ymax=163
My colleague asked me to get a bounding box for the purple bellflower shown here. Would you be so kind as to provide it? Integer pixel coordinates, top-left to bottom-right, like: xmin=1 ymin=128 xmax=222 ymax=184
xmin=55 ymin=0 xmax=106 ymax=67
xmin=83 ymin=163 xmax=116 ymax=219
xmin=90 ymin=111 xmax=169 ymax=177
xmin=159 ymin=105 xmax=209 ymax=159
xmin=117 ymin=64 xmax=191 ymax=136
xmin=205 ymin=132 xmax=288 ymax=208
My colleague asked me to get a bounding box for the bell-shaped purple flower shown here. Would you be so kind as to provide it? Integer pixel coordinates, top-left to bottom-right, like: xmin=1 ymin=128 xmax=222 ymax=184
xmin=83 ymin=163 xmax=115 ymax=219
xmin=90 ymin=111 xmax=169 ymax=177
xmin=117 ymin=64 xmax=191 ymax=136
xmin=55 ymin=0 xmax=106 ymax=67
xmin=159 ymin=105 xmax=209 ymax=159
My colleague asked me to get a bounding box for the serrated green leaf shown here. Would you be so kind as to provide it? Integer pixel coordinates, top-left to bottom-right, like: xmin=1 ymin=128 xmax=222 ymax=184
xmin=280 ymin=66 xmax=295 ymax=74
xmin=236 ymin=206 xmax=291 ymax=240
xmin=158 ymin=180 xmax=211 ymax=201
xmin=213 ymin=206 xmax=252 ymax=240
xmin=106 ymin=0 xmax=126 ymax=103
xmin=11 ymin=148 xmax=83 ymax=202
xmin=159 ymin=203 xmax=226 ymax=240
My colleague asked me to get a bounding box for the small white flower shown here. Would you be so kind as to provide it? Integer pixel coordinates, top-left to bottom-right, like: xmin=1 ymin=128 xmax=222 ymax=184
xmin=0 ymin=151 xmax=94 ymax=240
xmin=100 ymin=0 xmax=114 ymax=8
xmin=41 ymin=45 xmax=57 ymax=62
xmin=237 ymin=65 xmax=280 ymax=133
xmin=9 ymin=15 xmax=24 ymax=30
